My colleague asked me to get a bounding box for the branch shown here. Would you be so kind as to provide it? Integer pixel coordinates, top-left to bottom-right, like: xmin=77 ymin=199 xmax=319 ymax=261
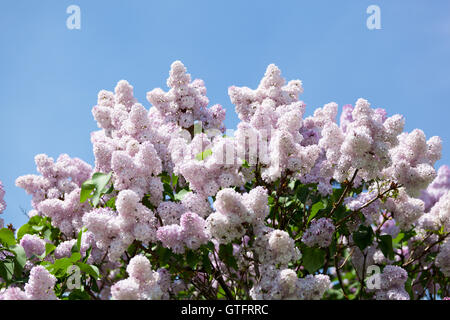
xmin=336 ymin=182 xmax=401 ymax=227
xmin=327 ymin=169 xmax=359 ymax=218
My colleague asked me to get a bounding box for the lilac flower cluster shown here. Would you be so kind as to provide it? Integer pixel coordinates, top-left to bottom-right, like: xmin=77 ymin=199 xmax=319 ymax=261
xmin=157 ymin=211 xmax=210 ymax=253
xmin=249 ymin=265 xmax=330 ymax=300
xmin=111 ymin=255 xmax=162 ymax=300
xmin=420 ymin=165 xmax=450 ymax=212
xmin=0 ymin=266 xmax=57 ymax=300
xmin=374 ymin=265 xmax=409 ymax=300
xmin=0 ymin=180 xmax=5 ymax=228
xmin=15 ymin=154 xmax=92 ymax=235
xmin=83 ymin=190 xmax=158 ymax=261
xmin=302 ymin=218 xmax=335 ymax=248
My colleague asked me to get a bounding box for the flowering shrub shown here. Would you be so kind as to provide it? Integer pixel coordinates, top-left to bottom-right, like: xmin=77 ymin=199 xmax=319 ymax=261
xmin=0 ymin=61 xmax=449 ymax=300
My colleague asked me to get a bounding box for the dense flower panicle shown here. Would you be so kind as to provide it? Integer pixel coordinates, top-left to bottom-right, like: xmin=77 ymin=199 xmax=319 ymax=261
xmin=24 ymin=266 xmax=58 ymax=300
xmin=0 ymin=180 xmax=6 ymax=214
xmin=0 ymin=266 xmax=60 ymax=300
xmin=302 ymin=218 xmax=335 ymax=248
xmin=429 ymin=191 xmax=450 ymax=232
xmin=253 ymin=227 xmax=300 ymax=266
xmin=417 ymin=190 xmax=450 ymax=234
xmin=54 ymin=239 xmax=76 ymax=259
xmin=82 ymin=190 xmax=158 ymax=261
xmin=20 ymin=234 xmax=46 ymax=258
xmin=297 ymin=274 xmax=331 ymax=300
xmin=383 ymin=129 xmax=441 ymax=197
xmin=15 ymin=154 xmax=92 ymax=233
xmin=373 ymin=265 xmax=409 ymax=300
xmin=147 ymin=61 xmax=225 ymax=133
xmin=206 ymin=187 xmax=271 ymax=244
xmin=383 ymin=189 xmax=425 ymax=230
xmin=318 ymin=99 xmax=405 ymax=183
xmin=157 ymin=212 xmax=210 ymax=253
xmin=345 ymin=190 xmax=381 ymax=227
xmin=421 ymin=165 xmax=450 ymax=212
xmin=250 ymin=266 xmax=330 ymax=300
xmin=0 ymin=287 xmax=28 ymax=300
xmin=436 ymin=239 xmax=450 ymax=276
xmin=0 ymin=180 xmax=6 ymax=228
xmin=111 ymin=255 xmax=163 ymax=300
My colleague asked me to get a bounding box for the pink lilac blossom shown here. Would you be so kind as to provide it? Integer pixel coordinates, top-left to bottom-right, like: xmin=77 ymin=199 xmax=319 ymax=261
xmin=0 ymin=180 xmax=5 ymax=228
xmin=374 ymin=265 xmax=409 ymax=300
xmin=383 ymin=130 xmax=441 ymax=197
xmin=0 ymin=266 xmax=58 ymax=300
xmin=20 ymin=234 xmax=46 ymax=258
xmin=206 ymin=187 xmax=271 ymax=244
xmin=420 ymin=165 xmax=450 ymax=212
xmin=83 ymin=190 xmax=158 ymax=261
xmin=15 ymin=154 xmax=92 ymax=235
xmin=157 ymin=212 xmax=210 ymax=253
xmin=111 ymin=255 xmax=163 ymax=300
xmin=250 ymin=265 xmax=330 ymax=300
xmin=302 ymin=218 xmax=335 ymax=248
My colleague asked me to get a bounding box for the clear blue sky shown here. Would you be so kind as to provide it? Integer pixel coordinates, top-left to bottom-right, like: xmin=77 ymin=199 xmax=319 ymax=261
xmin=1 ymin=0 xmax=449 ymax=228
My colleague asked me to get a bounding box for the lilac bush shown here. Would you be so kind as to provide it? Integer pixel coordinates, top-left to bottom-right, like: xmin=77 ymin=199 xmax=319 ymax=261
xmin=0 ymin=61 xmax=449 ymax=300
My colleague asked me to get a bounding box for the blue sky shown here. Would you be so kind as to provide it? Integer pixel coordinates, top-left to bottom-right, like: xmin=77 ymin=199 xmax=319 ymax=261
xmin=1 ymin=0 xmax=450 ymax=228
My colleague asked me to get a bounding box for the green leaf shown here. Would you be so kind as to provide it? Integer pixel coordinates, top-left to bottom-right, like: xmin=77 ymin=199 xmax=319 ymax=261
xmin=174 ymin=189 xmax=189 ymax=201
xmin=70 ymin=252 xmax=82 ymax=263
xmin=202 ymin=253 xmax=212 ymax=274
xmin=352 ymin=225 xmax=374 ymax=251
xmin=67 ymin=289 xmax=91 ymax=300
xmin=0 ymin=228 xmax=16 ymax=246
xmin=80 ymin=172 xmax=113 ymax=206
xmin=45 ymin=243 xmax=56 ymax=257
xmin=393 ymin=232 xmax=404 ymax=245
xmin=302 ymin=247 xmax=326 ymax=273
xmin=295 ymin=185 xmax=309 ymax=203
xmin=105 ymin=197 xmax=116 ymax=209
xmin=0 ymin=261 xmax=15 ymax=282
xmin=206 ymin=241 xmax=215 ymax=251
xmin=158 ymin=247 xmax=172 ymax=266
xmin=163 ymin=183 xmax=175 ymax=201
xmin=159 ymin=172 xmax=171 ymax=184
xmin=17 ymin=224 xmax=33 ymax=240
xmin=171 ymin=174 xmax=179 ymax=187
xmin=76 ymin=227 xmax=87 ymax=253
xmin=218 ymin=243 xmax=238 ymax=270
xmin=47 ymin=258 xmax=73 ymax=276
xmin=9 ymin=245 xmax=26 ymax=269
xmin=186 ymin=250 xmax=199 ymax=269
xmin=80 ymin=183 xmax=95 ymax=203
xmin=378 ymin=234 xmax=394 ymax=260
xmin=195 ymin=149 xmax=212 ymax=161
xmin=307 ymin=202 xmax=324 ymax=224
xmin=76 ymin=262 xmax=100 ymax=280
